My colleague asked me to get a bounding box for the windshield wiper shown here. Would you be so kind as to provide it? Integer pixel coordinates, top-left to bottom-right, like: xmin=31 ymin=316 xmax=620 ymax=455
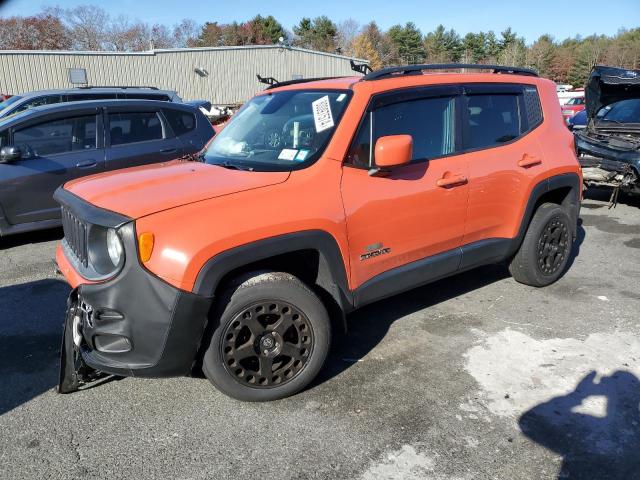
xmin=216 ymin=161 xmax=254 ymax=171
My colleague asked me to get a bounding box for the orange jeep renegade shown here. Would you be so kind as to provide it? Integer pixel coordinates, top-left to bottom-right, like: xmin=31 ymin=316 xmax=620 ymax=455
xmin=56 ymin=63 xmax=582 ymax=401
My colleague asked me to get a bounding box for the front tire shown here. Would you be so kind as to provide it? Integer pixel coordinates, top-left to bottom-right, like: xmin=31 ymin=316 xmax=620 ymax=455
xmin=202 ymin=271 xmax=331 ymax=401
xmin=509 ymin=203 xmax=574 ymax=287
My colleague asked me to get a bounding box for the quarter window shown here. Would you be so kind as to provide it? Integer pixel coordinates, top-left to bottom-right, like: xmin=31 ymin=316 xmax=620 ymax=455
xmin=347 ymin=96 xmax=456 ymax=168
xmin=108 ymin=112 xmax=163 ymax=146
xmin=163 ymin=109 xmax=196 ymax=136
xmin=465 ymin=93 xmax=523 ymax=149
xmin=13 ymin=115 xmax=97 ymax=157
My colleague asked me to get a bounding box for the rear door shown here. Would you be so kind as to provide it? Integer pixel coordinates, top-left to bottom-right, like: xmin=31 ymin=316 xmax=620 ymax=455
xmin=104 ymin=107 xmax=183 ymax=171
xmin=460 ymin=84 xmax=546 ymax=252
xmin=0 ymin=110 xmax=104 ymax=225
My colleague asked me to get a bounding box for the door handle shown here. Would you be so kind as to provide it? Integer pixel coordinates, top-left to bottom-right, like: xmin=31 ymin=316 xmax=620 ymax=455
xmin=76 ymin=160 xmax=97 ymax=168
xmin=518 ymin=154 xmax=542 ymax=168
xmin=159 ymin=147 xmax=177 ymax=154
xmin=436 ymin=174 xmax=468 ymax=188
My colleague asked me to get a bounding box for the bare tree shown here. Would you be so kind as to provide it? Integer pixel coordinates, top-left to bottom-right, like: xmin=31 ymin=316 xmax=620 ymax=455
xmin=173 ymin=19 xmax=200 ymax=48
xmin=336 ymin=19 xmax=360 ymax=56
xmin=58 ymin=5 xmax=110 ymax=50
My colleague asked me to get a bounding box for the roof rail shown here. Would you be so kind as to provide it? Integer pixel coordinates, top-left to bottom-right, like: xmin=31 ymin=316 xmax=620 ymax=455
xmin=350 ymin=60 xmax=372 ymax=75
xmin=257 ymin=74 xmax=345 ymax=90
xmin=362 ymin=63 xmax=538 ymax=81
xmin=257 ymin=74 xmax=279 ymax=87
xmin=78 ymin=85 xmax=160 ymax=90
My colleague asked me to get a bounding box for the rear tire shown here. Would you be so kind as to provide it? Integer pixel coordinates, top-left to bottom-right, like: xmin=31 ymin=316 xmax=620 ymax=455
xmin=202 ymin=271 xmax=331 ymax=401
xmin=509 ymin=203 xmax=573 ymax=287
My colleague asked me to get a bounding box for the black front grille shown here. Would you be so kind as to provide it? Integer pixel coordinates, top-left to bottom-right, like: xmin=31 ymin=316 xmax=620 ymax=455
xmin=61 ymin=206 xmax=88 ymax=267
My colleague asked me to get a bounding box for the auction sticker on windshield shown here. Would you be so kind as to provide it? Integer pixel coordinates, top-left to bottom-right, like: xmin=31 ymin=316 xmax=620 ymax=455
xmin=312 ymin=96 xmax=334 ymax=133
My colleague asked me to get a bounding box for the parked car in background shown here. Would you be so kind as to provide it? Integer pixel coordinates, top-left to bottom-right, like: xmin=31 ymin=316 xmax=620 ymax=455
xmin=567 ymin=109 xmax=587 ymax=130
xmin=0 ymin=99 xmax=214 ymax=236
xmin=562 ymin=95 xmax=585 ymax=121
xmin=0 ymin=86 xmax=182 ymax=119
xmin=54 ymin=63 xmax=581 ymax=401
xmin=576 ymin=65 xmax=640 ymax=199
xmin=557 ymin=88 xmax=584 ymax=105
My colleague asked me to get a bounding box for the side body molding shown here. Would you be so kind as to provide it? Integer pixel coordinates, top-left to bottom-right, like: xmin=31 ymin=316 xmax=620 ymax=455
xmin=193 ymin=230 xmax=353 ymax=311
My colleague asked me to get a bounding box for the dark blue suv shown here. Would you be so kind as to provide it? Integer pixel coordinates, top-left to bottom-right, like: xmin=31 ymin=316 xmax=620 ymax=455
xmin=0 ymin=99 xmax=214 ymax=236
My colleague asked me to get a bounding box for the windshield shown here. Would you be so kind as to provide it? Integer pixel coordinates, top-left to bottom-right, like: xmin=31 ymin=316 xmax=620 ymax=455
xmin=596 ymin=98 xmax=640 ymax=124
xmin=203 ymin=89 xmax=351 ymax=171
xmin=0 ymin=95 xmax=22 ymax=111
xmin=566 ymin=97 xmax=584 ymax=105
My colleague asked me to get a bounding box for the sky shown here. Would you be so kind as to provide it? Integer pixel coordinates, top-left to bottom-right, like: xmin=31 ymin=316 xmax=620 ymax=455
xmin=0 ymin=0 xmax=638 ymax=43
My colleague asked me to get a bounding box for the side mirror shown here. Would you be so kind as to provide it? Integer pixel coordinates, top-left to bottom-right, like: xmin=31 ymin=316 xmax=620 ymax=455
xmin=0 ymin=145 xmax=21 ymax=163
xmin=369 ymin=135 xmax=413 ymax=177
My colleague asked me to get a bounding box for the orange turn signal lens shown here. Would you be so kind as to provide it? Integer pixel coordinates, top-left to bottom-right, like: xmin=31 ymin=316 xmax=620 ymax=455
xmin=138 ymin=232 xmax=155 ymax=262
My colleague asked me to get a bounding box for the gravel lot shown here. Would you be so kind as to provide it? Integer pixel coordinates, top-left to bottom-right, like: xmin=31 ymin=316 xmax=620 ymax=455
xmin=1 ymin=188 xmax=639 ymax=480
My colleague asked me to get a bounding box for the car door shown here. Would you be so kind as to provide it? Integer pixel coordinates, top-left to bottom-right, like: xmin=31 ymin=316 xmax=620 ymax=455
xmin=104 ymin=107 xmax=183 ymax=171
xmin=340 ymin=86 xmax=469 ymax=295
xmin=459 ymin=84 xmax=546 ymax=255
xmin=0 ymin=110 xmax=104 ymax=225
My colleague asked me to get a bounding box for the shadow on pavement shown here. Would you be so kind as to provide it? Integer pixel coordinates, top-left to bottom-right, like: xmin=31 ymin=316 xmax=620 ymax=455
xmin=0 ymin=278 xmax=70 ymax=415
xmin=0 ymin=227 xmax=63 ymax=250
xmin=317 ymin=263 xmax=510 ymax=386
xmin=582 ymin=187 xmax=640 ymax=209
xmin=519 ymin=371 xmax=640 ymax=480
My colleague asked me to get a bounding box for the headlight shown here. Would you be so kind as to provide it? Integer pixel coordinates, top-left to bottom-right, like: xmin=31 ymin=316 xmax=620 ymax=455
xmin=86 ymin=225 xmax=126 ymax=277
xmin=106 ymin=228 xmax=123 ymax=267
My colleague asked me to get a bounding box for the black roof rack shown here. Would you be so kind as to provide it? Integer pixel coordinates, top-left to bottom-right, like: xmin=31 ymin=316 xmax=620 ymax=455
xmin=257 ymin=74 xmax=345 ymax=90
xmin=350 ymin=60 xmax=373 ymax=75
xmin=257 ymin=74 xmax=279 ymax=87
xmin=77 ymin=85 xmax=159 ymax=90
xmin=361 ymin=63 xmax=538 ymax=81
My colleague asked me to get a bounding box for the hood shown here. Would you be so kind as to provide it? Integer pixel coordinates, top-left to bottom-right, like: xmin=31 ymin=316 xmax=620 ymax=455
xmin=586 ymin=65 xmax=640 ymax=119
xmin=64 ymin=160 xmax=289 ymax=219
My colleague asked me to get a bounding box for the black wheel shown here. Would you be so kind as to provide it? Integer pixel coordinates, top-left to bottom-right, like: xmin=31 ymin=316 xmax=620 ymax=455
xmin=509 ymin=202 xmax=574 ymax=287
xmin=202 ymin=271 xmax=331 ymax=401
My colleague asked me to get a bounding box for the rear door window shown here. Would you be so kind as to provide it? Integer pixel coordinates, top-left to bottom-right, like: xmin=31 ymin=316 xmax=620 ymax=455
xmin=13 ymin=115 xmax=97 ymax=157
xmin=108 ymin=111 xmax=164 ymax=146
xmin=464 ymin=93 xmax=523 ymax=149
xmin=163 ymin=108 xmax=196 ymax=136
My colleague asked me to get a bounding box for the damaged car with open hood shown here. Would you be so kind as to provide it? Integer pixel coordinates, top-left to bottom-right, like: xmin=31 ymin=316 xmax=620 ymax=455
xmin=575 ymin=66 xmax=640 ymax=204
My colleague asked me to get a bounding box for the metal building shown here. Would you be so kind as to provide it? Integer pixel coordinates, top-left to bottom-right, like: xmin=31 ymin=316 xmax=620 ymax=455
xmin=0 ymin=45 xmax=364 ymax=105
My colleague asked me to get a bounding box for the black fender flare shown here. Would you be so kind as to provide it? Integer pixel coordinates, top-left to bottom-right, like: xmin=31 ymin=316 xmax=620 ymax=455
xmin=193 ymin=230 xmax=353 ymax=312
xmin=510 ymin=172 xmax=581 ymax=255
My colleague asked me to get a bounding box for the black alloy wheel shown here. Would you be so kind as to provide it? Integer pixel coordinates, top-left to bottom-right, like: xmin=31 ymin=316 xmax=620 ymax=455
xmin=221 ymin=300 xmax=314 ymax=388
xmin=537 ymin=216 xmax=570 ymax=275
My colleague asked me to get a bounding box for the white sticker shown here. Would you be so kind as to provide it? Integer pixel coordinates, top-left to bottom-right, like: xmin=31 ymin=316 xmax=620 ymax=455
xmin=295 ymin=149 xmax=309 ymax=161
xmin=337 ymin=93 xmax=347 ymax=102
xmin=278 ymin=148 xmax=298 ymax=160
xmin=312 ymin=95 xmax=335 ymax=133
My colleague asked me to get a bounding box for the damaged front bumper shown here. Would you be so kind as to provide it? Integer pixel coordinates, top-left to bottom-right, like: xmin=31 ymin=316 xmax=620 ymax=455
xmin=575 ymin=133 xmax=640 ymax=197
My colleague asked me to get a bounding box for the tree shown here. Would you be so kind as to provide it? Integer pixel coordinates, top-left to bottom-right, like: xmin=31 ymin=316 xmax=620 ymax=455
xmin=527 ymin=34 xmax=557 ymax=77
xmin=461 ymin=32 xmax=486 ymax=63
xmin=336 ymin=19 xmax=360 ymax=56
xmin=424 ymin=25 xmax=461 ymax=63
xmin=360 ymin=22 xmax=400 ymax=66
xmin=388 ymin=22 xmax=424 ymax=64
xmin=173 ymin=19 xmax=200 ymax=48
xmin=0 ymin=13 xmax=71 ymax=50
xmin=240 ymin=15 xmax=286 ymax=45
xmin=293 ymin=16 xmax=338 ymax=52
xmin=58 ymin=5 xmax=110 ymax=50
xmin=352 ymin=32 xmax=383 ymax=70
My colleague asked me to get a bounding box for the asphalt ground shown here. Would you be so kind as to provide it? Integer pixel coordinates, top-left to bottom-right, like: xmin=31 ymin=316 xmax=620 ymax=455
xmin=0 ymin=188 xmax=639 ymax=480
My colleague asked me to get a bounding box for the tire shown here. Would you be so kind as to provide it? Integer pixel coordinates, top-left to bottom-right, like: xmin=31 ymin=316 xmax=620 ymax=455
xmin=509 ymin=202 xmax=574 ymax=287
xmin=202 ymin=271 xmax=331 ymax=401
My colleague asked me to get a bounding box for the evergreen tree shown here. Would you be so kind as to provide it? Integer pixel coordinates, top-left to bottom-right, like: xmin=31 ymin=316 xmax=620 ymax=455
xmin=388 ymin=22 xmax=425 ymax=64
